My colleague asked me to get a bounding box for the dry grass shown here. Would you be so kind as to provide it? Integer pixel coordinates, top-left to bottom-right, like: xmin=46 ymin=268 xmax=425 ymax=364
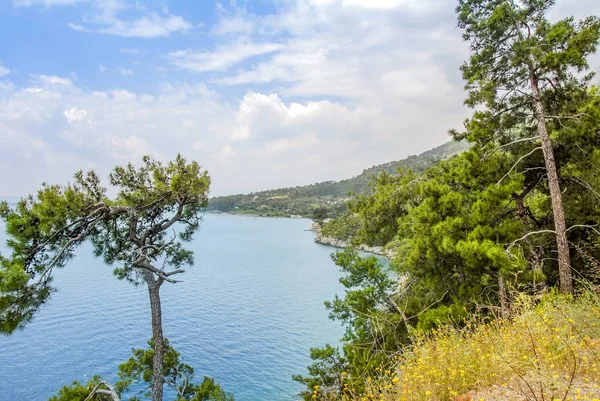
xmin=314 ymin=292 xmax=600 ymax=401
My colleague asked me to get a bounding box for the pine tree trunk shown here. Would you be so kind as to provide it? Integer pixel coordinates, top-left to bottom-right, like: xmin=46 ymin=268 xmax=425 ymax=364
xmin=148 ymin=281 xmax=165 ymax=401
xmin=529 ymin=74 xmax=573 ymax=294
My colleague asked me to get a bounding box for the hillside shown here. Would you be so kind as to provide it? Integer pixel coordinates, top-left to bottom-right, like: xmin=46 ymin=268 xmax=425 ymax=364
xmin=207 ymin=140 xmax=470 ymax=217
xmin=310 ymin=292 xmax=600 ymax=401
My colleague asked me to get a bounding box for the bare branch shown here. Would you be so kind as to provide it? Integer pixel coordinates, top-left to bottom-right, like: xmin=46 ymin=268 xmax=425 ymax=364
xmin=142 ymin=200 xmax=187 ymax=242
xmin=546 ymin=113 xmax=587 ymax=120
xmin=485 ymin=136 xmax=539 ymax=159
xmin=497 ymin=147 xmax=543 ymax=185
xmin=30 ymin=215 xmax=106 ymax=291
xmin=568 ymin=176 xmax=600 ymax=202
xmin=507 ymin=230 xmax=556 ymax=252
xmin=134 ymin=261 xmax=182 ymax=284
xmin=491 ymin=98 xmax=530 ymax=119
xmin=566 ymin=224 xmax=600 ymax=237
xmin=165 ymin=269 xmax=185 ymax=277
xmin=83 ymin=381 xmax=120 ymax=401
xmin=407 ymin=290 xmax=449 ymax=320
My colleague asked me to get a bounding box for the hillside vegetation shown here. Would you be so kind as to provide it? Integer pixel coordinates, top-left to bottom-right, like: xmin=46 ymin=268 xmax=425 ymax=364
xmin=293 ymin=2 xmax=600 ymax=401
xmin=314 ymin=291 xmax=600 ymax=401
xmin=207 ymin=141 xmax=469 ymax=217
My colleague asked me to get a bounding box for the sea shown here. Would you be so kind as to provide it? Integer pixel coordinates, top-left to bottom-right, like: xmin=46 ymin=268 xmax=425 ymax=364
xmin=0 ymin=212 xmax=375 ymax=401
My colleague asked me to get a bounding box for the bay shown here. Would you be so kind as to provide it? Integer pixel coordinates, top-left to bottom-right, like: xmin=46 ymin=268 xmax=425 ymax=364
xmin=0 ymin=213 xmax=349 ymax=401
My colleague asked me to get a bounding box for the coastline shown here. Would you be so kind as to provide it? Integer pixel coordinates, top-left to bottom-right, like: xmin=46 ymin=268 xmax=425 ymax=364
xmin=205 ymin=210 xmax=310 ymax=219
xmin=313 ymin=232 xmax=395 ymax=259
xmin=207 ymin=211 xmax=394 ymax=258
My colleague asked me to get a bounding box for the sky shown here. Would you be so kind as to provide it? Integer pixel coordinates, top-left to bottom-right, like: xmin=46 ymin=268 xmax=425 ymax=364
xmin=0 ymin=0 xmax=599 ymax=197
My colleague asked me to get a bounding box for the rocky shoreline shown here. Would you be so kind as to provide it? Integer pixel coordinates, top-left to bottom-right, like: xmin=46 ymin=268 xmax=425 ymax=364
xmin=313 ymin=232 xmax=395 ymax=258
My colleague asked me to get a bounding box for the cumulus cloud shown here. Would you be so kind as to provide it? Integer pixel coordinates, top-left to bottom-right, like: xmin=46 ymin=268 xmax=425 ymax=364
xmin=210 ymin=0 xmax=467 ymax=106
xmin=0 ymin=74 xmax=462 ymax=197
xmin=3 ymin=0 xmax=599 ymax=198
xmin=0 ymin=79 xmax=227 ymax=196
xmin=64 ymin=107 xmax=91 ymax=124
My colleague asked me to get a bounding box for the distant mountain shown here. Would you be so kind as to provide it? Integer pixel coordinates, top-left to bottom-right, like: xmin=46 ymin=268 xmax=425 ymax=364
xmin=207 ymin=140 xmax=470 ymax=217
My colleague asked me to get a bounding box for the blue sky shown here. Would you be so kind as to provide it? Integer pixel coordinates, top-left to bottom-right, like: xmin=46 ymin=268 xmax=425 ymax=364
xmin=0 ymin=0 xmax=599 ymax=196
xmin=0 ymin=1 xmax=276 ymax=95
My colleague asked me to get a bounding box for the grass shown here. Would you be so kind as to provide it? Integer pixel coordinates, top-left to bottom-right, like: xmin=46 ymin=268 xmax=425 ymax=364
xmin=316 ymin=291 xmax=600 ymax=401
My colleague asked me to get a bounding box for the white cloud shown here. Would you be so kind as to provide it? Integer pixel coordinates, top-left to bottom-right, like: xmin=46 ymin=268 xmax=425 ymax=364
xmin=62 ymin=1 xmax=192 ymax=38
xmin=64 ymin=107 xmax=91 ymax=124
xmin=4 ymin=0 xmax=599 ymax=199
xmin=169 ymin=42 xmax=283 ymax=72
xmin=0 ymin=79 xmax=232 ymax=195
xmin=0 ymin=81 xmax=15 ymax=93
xmin=211 ymin=16 xmax=254 ymax=35
xmin=30 ymin=74 xmax=73 ymax=86
xmin=209 ymin=0 xmax=467 ymax=104
xmin=109 ymin=135 xmax=161 ymax=161
xmin=0 ymin=64 xmax=10 ymax=77
xmin=97 ymin=13 xmax=192 ymax=38
xmin=264 ymin=134 xmax=318 ymax=154
xmin=220 ymin=144 xmax=234 ymax=158
xmin=192 ymin=140 xmax=206 ymax=150
xmin=214 ymin=42 xmax=369 ymax=98
xmin=342 ymin=0 xmax=420 ymax=9
xmin=309 ymin=0 xmax=443 ymax=10
xmin=0 ymin=76 xmax=462 ymax=197
xmin=67 ymin=23 xmax=90 ymax=32
xmin=118 ymin=67 xmax=133 ymax=75
xmin=210 ymin=90 xmax=441 ymax=192
xmin=98 ymin=65 xmax=108 ymax=72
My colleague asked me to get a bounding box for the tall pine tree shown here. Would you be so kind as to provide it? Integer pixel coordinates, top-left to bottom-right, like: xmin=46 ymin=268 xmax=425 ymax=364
xmin=455 ymin=0 xmax=600 ymax=293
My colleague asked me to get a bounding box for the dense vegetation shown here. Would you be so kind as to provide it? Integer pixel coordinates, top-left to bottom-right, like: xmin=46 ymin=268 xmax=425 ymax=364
xmin=207 ymin=141 xmax=469 ymax=218
xmin=310 ymin=291 xmax=600 ymax=401
xmin=296 ymin=1 xmax=600 ymax=399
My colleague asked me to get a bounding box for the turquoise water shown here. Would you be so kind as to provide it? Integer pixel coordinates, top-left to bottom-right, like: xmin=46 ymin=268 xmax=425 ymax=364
xmin=0 ymin=213 xmax=349 ymax=401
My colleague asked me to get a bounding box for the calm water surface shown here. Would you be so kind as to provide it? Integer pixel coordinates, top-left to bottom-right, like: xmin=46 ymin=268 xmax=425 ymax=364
xmin=0 ymin=213 xmax=350 ymax=401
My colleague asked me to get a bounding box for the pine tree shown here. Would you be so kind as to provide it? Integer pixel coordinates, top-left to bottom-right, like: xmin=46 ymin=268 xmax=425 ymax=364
xmin=0 ymin=155 xmax=210 ymax=401
xmin=455 ymin=0 xmax=600 ymax=293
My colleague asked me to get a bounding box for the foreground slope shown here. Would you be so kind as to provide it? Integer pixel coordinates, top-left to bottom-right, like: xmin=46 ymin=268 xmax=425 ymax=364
xmin=313 ymin=292 xmax=600 ymax=401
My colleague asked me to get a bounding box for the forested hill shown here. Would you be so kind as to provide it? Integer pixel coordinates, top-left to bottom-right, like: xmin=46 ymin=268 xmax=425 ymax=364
xmin=207 ymin=140 xmax=469 ymax=217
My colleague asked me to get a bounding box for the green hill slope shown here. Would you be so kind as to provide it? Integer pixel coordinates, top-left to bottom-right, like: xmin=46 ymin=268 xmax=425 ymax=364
xmin=207 ymin=140 xmax=470 ymax=217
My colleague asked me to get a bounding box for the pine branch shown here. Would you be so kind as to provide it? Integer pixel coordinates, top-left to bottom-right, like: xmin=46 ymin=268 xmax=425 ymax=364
xmin=497 ymin=147 xmax=543 ymax=185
